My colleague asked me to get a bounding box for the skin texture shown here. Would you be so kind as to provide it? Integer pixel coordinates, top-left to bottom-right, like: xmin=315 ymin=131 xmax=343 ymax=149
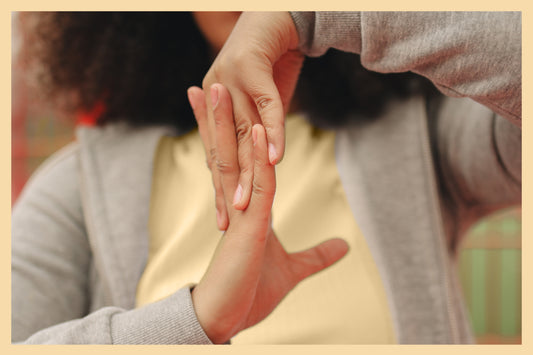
xmin=196 ymin=12 xmax=303 ymax=230
xmin=188 ymin=84 xmax=349 ymax=344
xmin=192 ymin=12 xmax=242 ymax=56
xmin=189 ymin=16 xmax=348 ymax=341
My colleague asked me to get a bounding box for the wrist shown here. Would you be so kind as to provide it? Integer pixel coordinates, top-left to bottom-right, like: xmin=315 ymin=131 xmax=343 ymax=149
xmin=191 ymin=286 xmax=232 ymax=344
xmin=280 ymin=11 xmax=300 ymax=51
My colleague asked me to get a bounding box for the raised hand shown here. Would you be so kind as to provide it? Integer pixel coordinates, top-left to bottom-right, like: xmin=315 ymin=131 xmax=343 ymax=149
xmin=197 ymin=12 xmax=304 ymax=229
xmin=188 ymin=84 xmax=348 ymax=344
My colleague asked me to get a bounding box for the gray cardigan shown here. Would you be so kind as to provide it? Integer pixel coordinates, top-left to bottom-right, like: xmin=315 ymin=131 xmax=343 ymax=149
xmin=12 ymin=11 xmax=521 ymax=344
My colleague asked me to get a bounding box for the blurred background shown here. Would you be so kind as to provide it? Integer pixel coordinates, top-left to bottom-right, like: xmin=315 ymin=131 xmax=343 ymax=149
xmin=11 ymin=14 xmax=521 ymax=344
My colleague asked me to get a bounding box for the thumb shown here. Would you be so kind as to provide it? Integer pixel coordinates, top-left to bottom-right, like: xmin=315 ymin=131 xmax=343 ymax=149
xmin=288 ymin=238 xmax=349 ymax=283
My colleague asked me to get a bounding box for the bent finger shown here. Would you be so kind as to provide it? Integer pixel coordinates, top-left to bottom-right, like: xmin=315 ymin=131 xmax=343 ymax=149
xmin=241 ymin=67 xmax=285 ymax=166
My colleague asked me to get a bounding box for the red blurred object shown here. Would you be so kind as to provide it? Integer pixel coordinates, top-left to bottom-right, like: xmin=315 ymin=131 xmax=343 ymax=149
xmin=77 ymin=101 xmax=104 ymax=127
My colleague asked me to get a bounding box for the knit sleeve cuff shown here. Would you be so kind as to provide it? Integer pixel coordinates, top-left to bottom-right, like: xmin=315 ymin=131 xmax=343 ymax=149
xmin=110 ymin=287 xmax=213 ymax=344
xmin=290 ymin=11 xmax=363 ymax=57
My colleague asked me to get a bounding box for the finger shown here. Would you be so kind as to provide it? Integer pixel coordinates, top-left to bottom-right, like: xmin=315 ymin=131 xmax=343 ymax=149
xmin=188 ymin=86 xmax=228 ymax=230
xmin=209 ymin=86 xmax=230 ymax=230
xmin=246 ymin=124 xmax=276 ymax=221
xmin=241 ymin=66 xmax=285 ymax=166
xmin=289 ymin=238 xmax=349 ymax=283
xmin=230 ymin=90 xmax=261 ymax=211
xmin=212 ymin=84 xmax=240 ymax=214
xmin=187 ymin=87 xmax=210 ymax=156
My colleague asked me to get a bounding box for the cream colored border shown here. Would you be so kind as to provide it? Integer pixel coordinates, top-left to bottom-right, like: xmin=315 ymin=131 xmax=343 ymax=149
xmin=3 ymin=1 xmax=529 ymax=354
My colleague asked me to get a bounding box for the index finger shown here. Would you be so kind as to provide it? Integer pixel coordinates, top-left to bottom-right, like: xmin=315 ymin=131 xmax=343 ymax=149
xmin=240 ymin=66 xmax=285 ymax=166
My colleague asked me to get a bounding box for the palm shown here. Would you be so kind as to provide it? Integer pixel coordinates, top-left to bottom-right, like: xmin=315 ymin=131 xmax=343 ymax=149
xmin=242 ymin=228 xmax=295 ymax=329
xmin=243 ymin=225 xmax=347 ymax=333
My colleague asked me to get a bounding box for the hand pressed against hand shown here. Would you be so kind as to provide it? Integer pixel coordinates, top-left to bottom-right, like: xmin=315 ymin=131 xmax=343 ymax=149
xmin=198 ymin=12 xmax=304 ymax=229
xmin=188 ymin=85 xmax=349 ymax=344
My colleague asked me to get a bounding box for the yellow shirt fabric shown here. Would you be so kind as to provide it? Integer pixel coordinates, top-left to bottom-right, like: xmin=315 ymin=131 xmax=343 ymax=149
xmin=136 ymin=115 xmax=395 ymax=344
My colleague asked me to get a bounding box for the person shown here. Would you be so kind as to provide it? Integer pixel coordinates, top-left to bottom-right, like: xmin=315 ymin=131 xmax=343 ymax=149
xmin=12 ymin=11 xmax=351 ymax=344
xmin=11 ymin=11 xmax=521 ymax=344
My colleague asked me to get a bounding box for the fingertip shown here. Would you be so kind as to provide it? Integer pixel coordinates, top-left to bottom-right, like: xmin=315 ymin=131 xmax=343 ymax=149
xmin=187 ymin=87 xmax=197 ymax=109
xmin=187 ymin=86 xmax=206 ymax=114
xmin=187 ymin=85 xmax=203 ymax=97
xmin=232 ymin=184 xmax=243 ymax=206
xmin=187 ymin=86 xmax=194 ymax=110
xmin=216 ymin=209 xmax=229 ymax=231
xmin=265 ymin=127 xmax=285 ymax=165
xmin=232 ymin=184 xmax=251 ymax=210
xmin=329 ymin=238 xmax=350 ymax=260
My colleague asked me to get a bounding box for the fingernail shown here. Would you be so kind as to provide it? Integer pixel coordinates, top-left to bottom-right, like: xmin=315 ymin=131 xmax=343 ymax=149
xmin=210 ymin=85 xmax=219 ymax=108
xmin=187 ymin=88 xmax=195 ymax=110
xmin=216 ymin=209 xmax=222 ymax=229
xmin=252 ymin=127 xmax=258 ymax=146
xmin=268 ymin=143 xmax=277 ymax=164
xmin=233 ymin=184 xmax=243 ymax=206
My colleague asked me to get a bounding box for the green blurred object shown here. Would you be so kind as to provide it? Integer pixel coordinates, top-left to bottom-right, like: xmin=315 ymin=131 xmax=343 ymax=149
xmin=458 ymin=208 xmax=522 ymax=344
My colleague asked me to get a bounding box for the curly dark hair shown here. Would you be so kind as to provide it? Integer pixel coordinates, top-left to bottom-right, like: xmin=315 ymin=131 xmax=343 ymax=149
xmin=18 ymin=12 xmax=438 ymax=131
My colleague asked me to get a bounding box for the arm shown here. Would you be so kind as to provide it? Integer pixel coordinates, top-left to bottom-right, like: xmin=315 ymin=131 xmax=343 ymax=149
xmin=199 ymin=11 xmax=521 ymax=216
xmin=291 ymin=11 xmax=521 ymax=234
xmin=12 ymin=144 xmax=211 ymax=344
xmin=188 ymin=84 xmax=348 ymax=343
xmin=292 ymin=11 xmax=521 ymax=125
xmin=430 ymin=96 xmax=521 ymax=243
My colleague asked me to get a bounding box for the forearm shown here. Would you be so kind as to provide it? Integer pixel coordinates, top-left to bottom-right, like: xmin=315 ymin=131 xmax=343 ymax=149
xmin=17 ymin=288 xmax=211 ymax=344
xmin=290 ymin=11 xmax=521 ymax=124
xmin=432 ymin=96 xmax=521 ymax=241
xmin=11 ymin=143 xmax=211 ymax=344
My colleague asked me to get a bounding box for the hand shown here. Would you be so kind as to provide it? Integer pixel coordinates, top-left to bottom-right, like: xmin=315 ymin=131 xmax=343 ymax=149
xmin=189 ymin=84 xmax=349 ymax=344
xmin=198 ymin=12 xmax=304 ymax=229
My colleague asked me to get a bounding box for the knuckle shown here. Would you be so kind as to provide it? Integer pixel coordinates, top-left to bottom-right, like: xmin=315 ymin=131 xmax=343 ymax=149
xmin=215 ymin=158 xmax=235 ymax=174
xmin=208 ymin=148 xmax=217 ymax=164
xmin=209 ymin=57 xmax=232 ymax=85
xmin=215 ymin=188 xmax=225 ymax=201
xmin=228 ymin=48 xmax=248 ymax=68
xmin=239 ymin=165 xmax=253 ymax=178
xmin=254 ymin=94 xmax=275 ymax=114
xmin=252 ymin=181 xmax=275 ymax=200
xmin=235 ymin=120 xmax=252 ymax=144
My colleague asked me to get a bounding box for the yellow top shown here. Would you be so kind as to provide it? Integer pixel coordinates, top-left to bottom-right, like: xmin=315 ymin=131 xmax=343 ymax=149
xmin=136 ymin=115 xmax=395 ymax=344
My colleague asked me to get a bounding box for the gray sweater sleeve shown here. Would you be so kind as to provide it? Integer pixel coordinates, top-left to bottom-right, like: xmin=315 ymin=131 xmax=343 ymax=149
xmin=290 ymin=11 xmax=521 ymax=238
xmin=290 ymin=11 xmax=521 ymax=125
xmin=20 ymin=289 xmax=211 ymax=344
xmin=11 ymin=144 xmax=211 ymax=344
